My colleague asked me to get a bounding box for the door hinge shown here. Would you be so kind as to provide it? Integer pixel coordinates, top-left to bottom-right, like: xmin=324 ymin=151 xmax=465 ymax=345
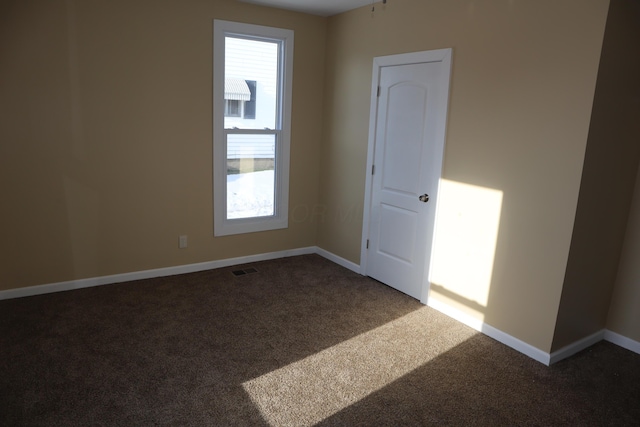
xmin=371 ymin=164 xmax=375 ymax=175
xmin=377 ymin=86 xmax=381 ymax=97
xmin=366 ymin=239 xmax=370 ymax=249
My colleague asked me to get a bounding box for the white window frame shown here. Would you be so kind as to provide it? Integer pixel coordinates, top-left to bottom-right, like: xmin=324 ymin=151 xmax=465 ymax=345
xmin=213 ymin=20 xmax=294 ymax=236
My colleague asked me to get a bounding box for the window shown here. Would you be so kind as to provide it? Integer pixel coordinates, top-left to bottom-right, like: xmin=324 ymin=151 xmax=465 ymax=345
xmin=225 ymin=99 xmax=242 ymax=117
xmin=213 ymin=20 xmax=293 ymax=236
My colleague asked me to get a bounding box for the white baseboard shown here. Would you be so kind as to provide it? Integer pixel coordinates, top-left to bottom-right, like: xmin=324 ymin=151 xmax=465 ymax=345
xmin=4 ymin=250 xmax=639 ymax=365
xmin=426 ymin=297 xmax=552 ymax=365
xmin=315 ymin=247 xmax=360 ymax=273
xmin=604 ymin=329 xmax=640 ymax=355
xmin=427 ymin=295 xmax=640 ymax=364
xmin=481 ymin=322 xmax=553 ymax=365
xmin=548 ymin=330 xmax=640 ymax=362
xmin=426 ymin=297 xmax=485 ymax=330
xmin=548 ymin=330 xmax=605 ymax=365
xmin=0 ymin=246 xmax=318 ymax=301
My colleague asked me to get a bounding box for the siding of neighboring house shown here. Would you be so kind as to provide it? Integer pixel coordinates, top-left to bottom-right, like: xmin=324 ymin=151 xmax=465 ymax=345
xmin=226 ymin=134 xmax=275 ymax=160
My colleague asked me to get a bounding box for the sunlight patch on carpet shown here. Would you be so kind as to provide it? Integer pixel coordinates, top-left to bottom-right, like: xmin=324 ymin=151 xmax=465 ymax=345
xmin=242 ymin=307 xmax=476 ymax=426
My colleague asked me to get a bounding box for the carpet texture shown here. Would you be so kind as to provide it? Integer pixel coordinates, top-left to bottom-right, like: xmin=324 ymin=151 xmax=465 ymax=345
xmin=1 ymin=254 xmax=639 ymax=426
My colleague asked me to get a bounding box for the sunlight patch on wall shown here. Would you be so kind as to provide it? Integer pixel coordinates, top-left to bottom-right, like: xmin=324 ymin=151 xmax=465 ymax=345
xmin=242 ymin=307 xmax=476 ymax=426
xmin=429 ymin=179 xmax=503 ymax=320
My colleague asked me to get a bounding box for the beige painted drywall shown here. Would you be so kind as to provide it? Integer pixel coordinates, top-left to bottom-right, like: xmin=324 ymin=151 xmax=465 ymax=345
xmin=552 ymin=0 xmax=640 ymax=351
xmin=605 ymin=0 xmax=640 ymax=343
xmin=609 ymin=168 xmax=640 ymax=343
xmin=0 ymin=0 xmax=327 ymax=291
xmin=3 ymin=0 xmax=632 ymax=357
xmin=319 ymin=0 xmax=610 ymax=351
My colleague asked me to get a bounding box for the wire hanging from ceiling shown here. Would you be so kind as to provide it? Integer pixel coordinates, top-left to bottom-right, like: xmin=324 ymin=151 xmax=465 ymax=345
xmin=371 ymin=0 xmax=387 ymax=13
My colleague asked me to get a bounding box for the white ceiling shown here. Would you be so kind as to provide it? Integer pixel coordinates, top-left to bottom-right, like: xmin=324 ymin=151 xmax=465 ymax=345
xmin=238 ymin=0 xmax=376 ymax=17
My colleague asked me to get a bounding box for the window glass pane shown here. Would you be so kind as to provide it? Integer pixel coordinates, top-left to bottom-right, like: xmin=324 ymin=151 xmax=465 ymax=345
xmin=227 ymin=133 xmax=276 ymax=219
xmin=225 ymin=100 xmax=241 ymax=117
xmin=224 ymin=37 xmax=278 ymax=130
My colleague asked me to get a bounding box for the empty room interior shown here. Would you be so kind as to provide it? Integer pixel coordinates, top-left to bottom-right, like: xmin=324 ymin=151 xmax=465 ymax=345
xmin=2 ymin=0 xmax=640 ymax=424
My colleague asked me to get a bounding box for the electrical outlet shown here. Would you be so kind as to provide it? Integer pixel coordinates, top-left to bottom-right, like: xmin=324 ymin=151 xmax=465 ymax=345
xmin=179 ymin=235 xmax=188 ymax=249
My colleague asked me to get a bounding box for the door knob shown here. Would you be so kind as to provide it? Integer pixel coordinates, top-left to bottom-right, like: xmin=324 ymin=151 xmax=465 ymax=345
xmin=419 ymin=194 xmax=429 ymax=203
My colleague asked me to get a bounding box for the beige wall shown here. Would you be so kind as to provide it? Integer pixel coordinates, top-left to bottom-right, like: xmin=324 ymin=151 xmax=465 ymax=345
xmin=604 ymin=0 xmax=640 ymax=345
xmin=552 ymin=0 xmax=640 ymax=351
xmin=609 ymin=168 xmax=640 ymax=343
xmin=4 ymin=0 xmax=635 ymax=357
xmin=0 ymin=0 xmax=327 ymax=291
xmin=319 ymin=0 xmax=609 ymax=351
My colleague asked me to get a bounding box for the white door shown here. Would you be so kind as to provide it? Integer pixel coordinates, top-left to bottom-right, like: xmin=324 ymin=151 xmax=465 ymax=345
xmin=362 ymin=50 xmax=452 ymax=302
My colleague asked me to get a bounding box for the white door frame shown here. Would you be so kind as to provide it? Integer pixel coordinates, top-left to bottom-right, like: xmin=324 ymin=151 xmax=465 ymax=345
xmin=360 ymin=48 xmax=452 ymax=304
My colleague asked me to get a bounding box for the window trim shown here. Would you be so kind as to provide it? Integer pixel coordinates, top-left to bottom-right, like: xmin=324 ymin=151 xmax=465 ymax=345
xmin=213 ymin=20 xmax=294 ymax=236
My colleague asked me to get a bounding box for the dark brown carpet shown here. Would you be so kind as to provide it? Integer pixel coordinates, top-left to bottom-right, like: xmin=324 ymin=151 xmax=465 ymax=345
xmin=1 ymin=254 xmax=639 ymax=426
